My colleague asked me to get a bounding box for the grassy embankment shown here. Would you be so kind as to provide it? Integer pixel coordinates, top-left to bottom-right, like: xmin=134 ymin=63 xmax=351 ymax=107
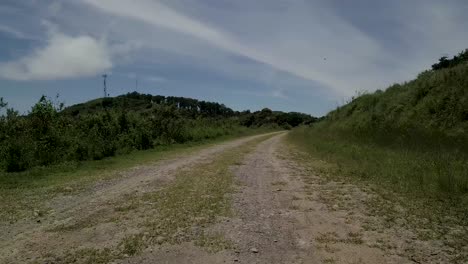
xmin=287 ymin=59 xmax=468 ymax=260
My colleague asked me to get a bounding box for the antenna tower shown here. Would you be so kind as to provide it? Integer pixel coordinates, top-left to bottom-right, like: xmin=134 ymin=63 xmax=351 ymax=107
xmin=102 ymin=74 xmax=108 ymax=97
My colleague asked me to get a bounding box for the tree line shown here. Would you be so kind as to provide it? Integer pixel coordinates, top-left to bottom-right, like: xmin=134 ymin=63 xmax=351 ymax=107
xmin=431 ymin=49 xmax=468 ymax=71
xmin=0 ymin=93 xmax=315 ymax=173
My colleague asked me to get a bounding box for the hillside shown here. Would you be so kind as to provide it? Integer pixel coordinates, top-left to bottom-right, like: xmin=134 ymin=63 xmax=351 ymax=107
xmin=290 ymin=51 xmax=468 ymax=194
xmin=287 ymin=52 xmax=468 ymax=263
xmin=328 ymin=62 xmax=468 ymax=137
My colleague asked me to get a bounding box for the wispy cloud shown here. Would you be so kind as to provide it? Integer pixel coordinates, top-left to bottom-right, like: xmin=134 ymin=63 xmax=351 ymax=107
xmin=145 ymin=76 xmax=166 ymax=83
xmin=125 ymin=73 xmax=166 ymax=83
xmin=0 ymin=24 xmax=32 ymax=40
xmin=271 ymin=89 xmax=288 ymax=100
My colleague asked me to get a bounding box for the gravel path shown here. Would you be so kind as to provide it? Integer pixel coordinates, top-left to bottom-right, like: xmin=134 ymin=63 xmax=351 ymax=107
xmin=0 ymin=133 xmax=278 ymax=263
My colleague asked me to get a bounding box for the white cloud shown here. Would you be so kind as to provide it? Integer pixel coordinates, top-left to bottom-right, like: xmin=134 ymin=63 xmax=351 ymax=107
xmin=125 ymin=73 xmax=166 ymax=83
xmin=271 ymin=89 xmax=288 ymax=100
xmin=0 ymin=31 xmax=112 ymax=80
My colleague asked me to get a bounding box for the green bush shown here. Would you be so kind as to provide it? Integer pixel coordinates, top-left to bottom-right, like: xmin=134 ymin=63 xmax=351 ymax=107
xmin=0 ymin=92 xmax=315 ymax=173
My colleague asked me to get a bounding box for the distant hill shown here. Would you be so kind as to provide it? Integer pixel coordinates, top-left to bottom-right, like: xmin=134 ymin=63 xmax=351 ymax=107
xmin=62 ymin=92 xmax=316 ymax=129
xmin=62 ymin=92 xmax=235 ymax=117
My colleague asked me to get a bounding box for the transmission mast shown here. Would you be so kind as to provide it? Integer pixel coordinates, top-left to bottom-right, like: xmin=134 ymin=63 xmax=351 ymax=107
xmin=102 ymin=74 xmax=108 ymax=97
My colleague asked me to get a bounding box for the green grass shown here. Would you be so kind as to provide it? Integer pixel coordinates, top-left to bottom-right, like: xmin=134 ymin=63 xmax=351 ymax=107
xmin=327 ymin=62 xmax=468 ymax=136
xmin=0 ymin=129 xmax=274 ymax=223
xmin=287 ymin=126 xmax=468 ymax=262
xmin=288 ymin=126 xmax=468 ymax=197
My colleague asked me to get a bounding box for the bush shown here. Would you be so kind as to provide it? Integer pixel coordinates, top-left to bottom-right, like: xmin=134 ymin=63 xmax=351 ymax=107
xmin=0 ymin=93 xmax=315 ymax=173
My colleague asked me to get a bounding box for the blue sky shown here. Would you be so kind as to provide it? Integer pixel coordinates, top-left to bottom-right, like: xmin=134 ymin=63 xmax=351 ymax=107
xmin=1 ymin=0 xmax=467 ymax=116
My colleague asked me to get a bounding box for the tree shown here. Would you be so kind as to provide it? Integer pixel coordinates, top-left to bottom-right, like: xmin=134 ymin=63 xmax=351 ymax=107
xmin=0 ymin=97 xmax=7 ymax=109
xmin=431 ymin=49 xmax=468 ymax=70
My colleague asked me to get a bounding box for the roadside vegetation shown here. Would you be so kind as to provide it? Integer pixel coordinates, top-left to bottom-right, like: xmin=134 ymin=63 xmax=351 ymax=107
xmin=0 ymin=92 xmax=314 ymax=174
xmin=288 ymin=50 xmax=468 ymax=262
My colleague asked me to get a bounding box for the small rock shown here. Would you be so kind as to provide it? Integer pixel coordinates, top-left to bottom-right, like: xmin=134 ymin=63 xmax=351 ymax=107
xmin=155 ymin=236 xmax=165 ymax=244
xmin=273 ymin=239 xmax=278 ymax=243
xmin=276 ymin=188 xmax=282 ymax=192
xmin=234 ymin=258 xmax=239 ymax=262
xmin=395 ymin=218 xmax=407 ymax=226
xmin=64 ymin=187 xmax=73 ymax=192
xmin=250 ymin=248 xmax=259 ymax=253
xmin=123 ymin=254 xmax=129 ymax=258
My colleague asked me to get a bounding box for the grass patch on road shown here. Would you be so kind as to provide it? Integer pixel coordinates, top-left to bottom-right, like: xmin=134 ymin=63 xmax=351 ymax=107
xmin=128 ymin=134 xmax=274 ymax=252
xmin=51 ymin=133 xmax=275 ymax=263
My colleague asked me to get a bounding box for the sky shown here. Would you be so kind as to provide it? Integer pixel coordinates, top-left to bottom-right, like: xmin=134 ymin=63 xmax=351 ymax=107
xmin=1 ymin=0 xmax=467 ymax=116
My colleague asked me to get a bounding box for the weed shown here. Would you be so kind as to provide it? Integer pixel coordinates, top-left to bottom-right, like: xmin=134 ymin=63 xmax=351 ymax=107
xmin=322 ymin=257 xmax=337 ymax=263
xmin=315 ymin=232 xmax=339 ymax=244
xmin=345 ymin=231 xmax=364 ymax=244
xmin=271 ymin=180 xmax=287 ymax=186
xmin=120 ymin=234 xmax=146 ymax=256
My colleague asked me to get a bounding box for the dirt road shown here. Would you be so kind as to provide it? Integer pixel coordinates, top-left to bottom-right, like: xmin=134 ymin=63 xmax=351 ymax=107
xmin=0 ymin=132 xmax=455 ymax=263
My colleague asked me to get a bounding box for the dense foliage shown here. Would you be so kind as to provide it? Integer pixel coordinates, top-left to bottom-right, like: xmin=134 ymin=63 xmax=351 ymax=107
xmin=0 ymin=93 xmax=314 ymax=172
xmin=431 ymin=49 xmax=468 ymax=70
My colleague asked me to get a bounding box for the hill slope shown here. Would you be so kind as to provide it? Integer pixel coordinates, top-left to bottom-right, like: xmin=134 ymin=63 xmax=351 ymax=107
xmin=328 ymin=62 xmax=468 ymax=136
xmin=287 ymin=53 xmax=468 ymax=263
xmin=290 ymin=55 xmax=468 ymax=194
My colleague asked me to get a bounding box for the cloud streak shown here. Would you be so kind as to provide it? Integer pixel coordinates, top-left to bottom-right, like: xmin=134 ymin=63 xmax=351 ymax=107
xmin=82 ymin=0 xmax=385 ymax=96
xmin=0 ymin=24 xmax=32 ymax=40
